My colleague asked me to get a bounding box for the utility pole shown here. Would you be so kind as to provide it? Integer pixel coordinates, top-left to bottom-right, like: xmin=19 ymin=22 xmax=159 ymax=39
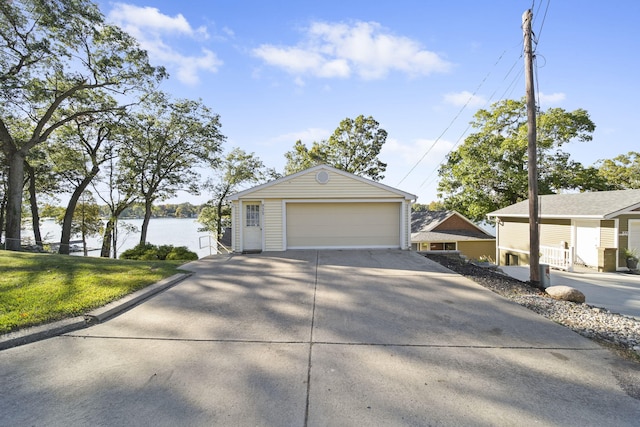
xmin=523 ymin=9 xmax=540 ymax=287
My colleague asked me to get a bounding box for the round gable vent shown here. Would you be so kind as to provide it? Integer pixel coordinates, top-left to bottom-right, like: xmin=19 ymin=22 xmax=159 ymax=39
xmin=316 ymin=170 xmax=330 ymax=184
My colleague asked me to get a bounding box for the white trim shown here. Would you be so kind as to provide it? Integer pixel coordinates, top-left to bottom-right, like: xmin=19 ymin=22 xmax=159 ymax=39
xmin=497 ymin=246 xmax=529 ymax=254
xmin=237 ymin=202 xmax=243 ymax=252
xmin=282 ymin=198 xmax=404 ymax=204
xmin=400 ymin=200 xmax=406 ymax=249
xmin=495 ymin=217 xmax=500 ymax=264
xmin=490 ymin=214 xmax=606 ymax=220
xmin=282 ymin=199 xmax=287 ymax=251
xmin=604 ymin=202 xmax=640 ymax=219
xmin=231 ymin=203 xmax=236 ymax=252
xmin=288 ymin=245 xmax=398 ymax=250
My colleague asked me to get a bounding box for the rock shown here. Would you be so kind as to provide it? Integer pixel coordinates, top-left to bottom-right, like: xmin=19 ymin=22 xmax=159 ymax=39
xmin=545 ymin=286 xmax=586 ymax=303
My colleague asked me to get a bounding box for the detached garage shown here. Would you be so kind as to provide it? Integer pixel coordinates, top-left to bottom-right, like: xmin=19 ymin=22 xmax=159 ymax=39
xmin=228 ymin=165 xmax=416 ymax=252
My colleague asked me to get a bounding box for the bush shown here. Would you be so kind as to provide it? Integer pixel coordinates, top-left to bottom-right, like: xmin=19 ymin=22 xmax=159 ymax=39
xmin=166 ymin=246 xmax=198 ymax=261
xmin=120 ymin=243 xmax=198 ymax=261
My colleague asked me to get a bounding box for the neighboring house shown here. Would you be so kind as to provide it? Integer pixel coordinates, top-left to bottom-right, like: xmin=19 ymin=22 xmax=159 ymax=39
xmin=227 ymin=164 xmax=416 ymax=253
xmin=487 ymin=189 xmax=640 ymax=271
xmin=411 ymin=210 xmax=496 ymax=260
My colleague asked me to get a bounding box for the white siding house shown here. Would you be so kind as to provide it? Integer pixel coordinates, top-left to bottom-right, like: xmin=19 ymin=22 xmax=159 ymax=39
xmin=228 ymin=165 xmax=416 ymax=252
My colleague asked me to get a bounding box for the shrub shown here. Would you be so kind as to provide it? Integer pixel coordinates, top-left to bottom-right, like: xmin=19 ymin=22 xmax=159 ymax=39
xmin=120 ymin=243 xmax=198 ymax=261
xmin=166 ymin=246 xmax=198 ymax=261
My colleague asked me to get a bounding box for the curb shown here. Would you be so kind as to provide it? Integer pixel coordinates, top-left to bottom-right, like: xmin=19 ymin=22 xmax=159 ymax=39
xmin=85 ymin=273 xmax=191 ymax=323
xmin=0 ymin=273 xmax=191 ymax=351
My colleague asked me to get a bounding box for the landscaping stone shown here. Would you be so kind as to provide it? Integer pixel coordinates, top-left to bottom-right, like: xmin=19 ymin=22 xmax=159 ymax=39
xmin=545 ymin=285 xmax=586 ymax=303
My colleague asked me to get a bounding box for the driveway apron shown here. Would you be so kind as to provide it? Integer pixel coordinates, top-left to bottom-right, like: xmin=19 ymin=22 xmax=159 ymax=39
xmin=0 ymin=250 xmax=639 ymax=426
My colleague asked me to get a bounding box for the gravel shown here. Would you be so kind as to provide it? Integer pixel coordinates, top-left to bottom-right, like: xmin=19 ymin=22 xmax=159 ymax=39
xmin=425 ymin=254 xmax=640 ymax=359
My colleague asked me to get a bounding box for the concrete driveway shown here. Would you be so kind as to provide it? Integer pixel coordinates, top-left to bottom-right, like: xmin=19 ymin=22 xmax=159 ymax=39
xmin=1 ymin=250 xmax=639 ymax=426
xmin=502 ymin=265 xmax=640 ymax=319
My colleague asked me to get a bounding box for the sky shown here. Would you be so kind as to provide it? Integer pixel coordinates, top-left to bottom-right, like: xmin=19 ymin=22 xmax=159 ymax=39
xmin=97 ymin=0 xmax=640 ymax=205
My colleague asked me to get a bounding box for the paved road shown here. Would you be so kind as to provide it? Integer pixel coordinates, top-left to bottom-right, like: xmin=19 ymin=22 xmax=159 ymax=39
xmin=1 ymin=250 xmax=639 ymax=426
xmin=502 ymin=265 xmax=640 ymax=319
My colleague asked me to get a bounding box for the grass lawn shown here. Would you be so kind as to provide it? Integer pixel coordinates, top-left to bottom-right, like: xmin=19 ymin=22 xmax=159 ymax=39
xmin=0 ymin=250 xmax=187 ymax=334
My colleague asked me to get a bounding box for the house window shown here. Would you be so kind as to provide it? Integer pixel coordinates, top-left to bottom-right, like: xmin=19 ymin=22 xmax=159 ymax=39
xmin=246 ymin=204 xmax=260 ymax=227
xmin=429 ymin=242 xmax=457 ymax=251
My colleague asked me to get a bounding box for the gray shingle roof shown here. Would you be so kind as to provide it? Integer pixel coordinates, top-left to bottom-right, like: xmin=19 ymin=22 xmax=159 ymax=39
xmin=411 ymin=230 xmax=495 ymax=242
xmin=411 ymin=210 xmax=453 ymax=233
xmin=487 ymin=189 xmax=640 ymax=219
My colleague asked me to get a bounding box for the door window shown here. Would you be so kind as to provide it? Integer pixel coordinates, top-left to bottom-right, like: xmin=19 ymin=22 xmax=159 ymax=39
xmin=246 ymin=204 xmax=260 ymax=227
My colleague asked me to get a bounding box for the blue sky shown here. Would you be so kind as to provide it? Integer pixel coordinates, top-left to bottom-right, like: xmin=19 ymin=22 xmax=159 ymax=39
xmin=99 ymin=0 xmax=639 ymax=205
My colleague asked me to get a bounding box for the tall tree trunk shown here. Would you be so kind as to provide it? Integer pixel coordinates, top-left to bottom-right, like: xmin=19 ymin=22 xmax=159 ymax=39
xmin=5 ymin=148 xmax=25 ymax=251
xmin=100 ymin=218 xmax=114 ymax=257
xmin=25 ymin=162 xmax=43 ymax=248
xmin=0 ymin=190 xmax=6 ymax=245
xmin=59 ymin=168 xmax=99 ymax=255
xmin=139 ymin=199 xmax=153 ymax=244
xmin=216 ymin=198 xmax=224 ymax=241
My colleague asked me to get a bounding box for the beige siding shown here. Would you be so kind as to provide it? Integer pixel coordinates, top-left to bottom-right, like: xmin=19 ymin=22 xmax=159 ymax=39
xmin=286 ymin=202 xmax=400 ymax=248
xmin=539 ymin=219 xmax=572 ymax=246
xmin=458 ymin=240 xmax=496 ymax=261
xmin=600 ymin=220 xmax=616 ymax=248
xmin=263 ymin=200 xmax=283 ymax=251
xmin=497 ymin=218 xmax=529 ymax=266
xmin=498 ymin=219 xmax=529 ymax=251
xmin=247 ymin=169 xmax=401 ymax=199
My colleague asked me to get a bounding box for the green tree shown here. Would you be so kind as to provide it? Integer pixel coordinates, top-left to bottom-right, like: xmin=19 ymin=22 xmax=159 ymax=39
xmin=52 ymin=192 xmax=102 ymax=256
xmin=24 ymin=144 xmax=62 ymax=248
xmin=411 ymin=201 xmax=445 ymax=212
xmin=438 ymin=99 xmax=597 ymax=222
xmin=284 ymin=115 xmax=388 ymax=180
xmin=49 ymin=109 xmax=119 ymax=254
xmin=596 ymin=151 xmax=640 ymax=190
xmin=119 ymin=92 xmax=225 ymax=244
xmin=93 ymin=152 xmax=138 ymax=258
xmin=199 ymin=148 xmax=268 ymax=240
xmin=0 ymin=0 xmax=165 ymax=251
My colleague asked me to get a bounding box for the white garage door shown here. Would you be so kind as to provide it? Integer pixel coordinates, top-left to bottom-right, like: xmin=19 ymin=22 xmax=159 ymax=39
xmin=286 ymin=202 xmax=401 ymax=249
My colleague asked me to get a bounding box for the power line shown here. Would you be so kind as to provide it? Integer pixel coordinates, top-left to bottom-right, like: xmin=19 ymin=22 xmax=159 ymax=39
xmin=397 ymin=49 xmax=510 ymax=186
xmin=418 ymin=56 xmax=525 ymax=190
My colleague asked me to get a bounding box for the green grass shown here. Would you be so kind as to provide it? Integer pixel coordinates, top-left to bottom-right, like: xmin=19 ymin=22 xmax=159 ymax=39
xmin=0 ymin=250 xmax=186 ymax=334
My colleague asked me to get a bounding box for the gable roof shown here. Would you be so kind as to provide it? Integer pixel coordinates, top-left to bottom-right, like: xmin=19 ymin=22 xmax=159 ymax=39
xmin=487 ymin=189 xmax=640 ymax=219
xmin=228 ymin=164 xmax=417 ymax=201
xmin=411 ymin=210 xmax=494 ymax=240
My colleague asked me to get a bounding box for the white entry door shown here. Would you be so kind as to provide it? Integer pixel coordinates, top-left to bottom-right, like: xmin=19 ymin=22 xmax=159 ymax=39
xmin=575 ymin=220 xmax=600 ymax=267
xmin=243 ymin=203 xmax=262 ymax=251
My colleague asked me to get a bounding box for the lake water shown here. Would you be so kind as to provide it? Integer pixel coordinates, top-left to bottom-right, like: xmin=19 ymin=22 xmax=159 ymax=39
xmin=34 ymin=217 xmax=216 ymax=259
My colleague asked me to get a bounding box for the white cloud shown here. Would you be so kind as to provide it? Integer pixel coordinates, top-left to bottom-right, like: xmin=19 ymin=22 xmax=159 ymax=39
xmin=108 ymin=3 xmax=221 ymax=85
xmin=269 ymin=128 xmax=332 ymax=145
xmin=382 ymin=137 xmax=454 ymax=166
xmin=109 ymin=3 xmax=208 ymax=38
xmin=253 ymin=21 xmax=452 ymax=81
xmin=443 ymin=91 xmax=486 ymax=108
xmin=538 ymin=92 xmax=566 ymax=105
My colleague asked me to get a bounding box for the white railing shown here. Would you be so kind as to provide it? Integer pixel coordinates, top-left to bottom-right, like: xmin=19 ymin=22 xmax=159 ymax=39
xmin=540 ymin=245 xmax=574 ymax=272
xmin=199 ymin=235 xmax=232 ymax=256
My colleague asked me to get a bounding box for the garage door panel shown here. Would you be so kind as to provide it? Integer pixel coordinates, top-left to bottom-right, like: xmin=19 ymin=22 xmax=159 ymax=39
xmin=287 ymin=203 xmax=400 ymax=248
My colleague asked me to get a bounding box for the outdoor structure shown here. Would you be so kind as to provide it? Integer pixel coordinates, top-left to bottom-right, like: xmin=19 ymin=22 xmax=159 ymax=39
xmin=411 ymin=210 xmax=496 ymax=260
xmin=488 ymin=189 xmax=640 ymax=271
xmin=228 ymin=164 xmax=416 ymax=252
